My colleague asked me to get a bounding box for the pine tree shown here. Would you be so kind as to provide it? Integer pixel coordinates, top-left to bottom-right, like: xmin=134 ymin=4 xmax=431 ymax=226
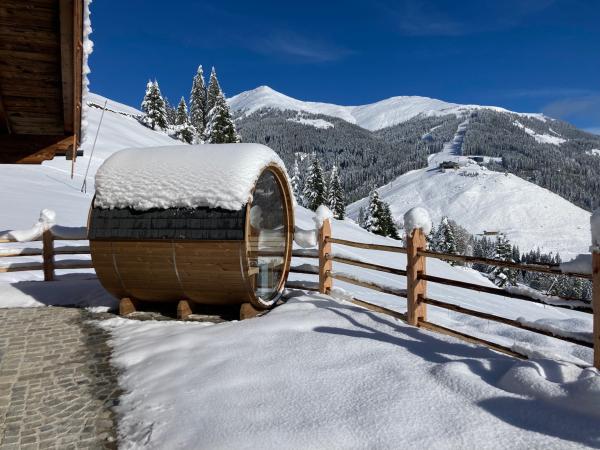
xmin=174 ymin=97 xmax=195 ymax=144
xmin=163 ymin=96 xmax=177 ymax=126
xmin=379 ymin=201 xmax=399 ymax=239
xmin=206 ymin=67 xmax=222 ymax=113
xmin=327 ymin=165 xmax=345 ymax=219
xmin=365 ymin=190 xmax=384 ymax=235
xmin=189 ymin=65 xmax=207 ymax=141
xmin=429 ymin=217 xmax=457 ymax=259
xmin=358 ymin=207 xmax=367 ymax=228
xmin=290 ymin=158 xmax=303 ymax=204
xmin=204 ymin=91 xmax=240 ymax=144
xmin=491 ymin=234 xmax=517 ymax=287
xmin=302 ymin=156 xmax=326 ymax=211
xmin=141 ymin=80 xmax=168 ymax=130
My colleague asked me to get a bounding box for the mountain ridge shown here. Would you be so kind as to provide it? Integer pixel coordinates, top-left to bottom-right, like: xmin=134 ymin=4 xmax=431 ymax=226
xmin=228 ymin=85 xmax=546 ymax=131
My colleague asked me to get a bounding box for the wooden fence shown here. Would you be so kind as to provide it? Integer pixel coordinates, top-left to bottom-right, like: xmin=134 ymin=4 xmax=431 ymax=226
xmin=290 ymin=219 xmax=600 ymax=370
xmin=2 ymin=220 xmax=598 ymax=369
xmin=0 ymin=230 xmax=92 ymax=280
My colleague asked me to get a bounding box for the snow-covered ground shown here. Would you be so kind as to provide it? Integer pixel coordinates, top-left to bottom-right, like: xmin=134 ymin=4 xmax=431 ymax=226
xmin=348 ymin=120 xmax=591 ymax=259
xmin=229 ymin=85 xmax=546 ymax=131
xmin=100 ymin=297 xmax=600 ymax=450
xmin=1 ymin=92 xmax=598 ymax=449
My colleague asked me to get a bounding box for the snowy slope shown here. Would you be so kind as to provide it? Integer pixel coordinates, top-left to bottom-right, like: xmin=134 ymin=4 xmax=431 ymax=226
xmin=229 ymin=85 xmax=545 ymax=131
xmin=348 ymin=121 xmax=591 ymax=258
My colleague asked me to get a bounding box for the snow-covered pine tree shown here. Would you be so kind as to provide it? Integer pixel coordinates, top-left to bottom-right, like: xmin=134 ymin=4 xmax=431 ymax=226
xmin=491 ymin=233 xmax=516 ymax=287
xmin=290 ymin=158 xmax=303 ymax=204
xmin=327 ymin=165 xmax=345 ymax=219
xmin=189 ymin=65 xmax=207 ymax=141
xmin=163 ymin=96 xmax=177 ymax=126
xmin=365 ymin=190 xmax=383 ymax=235
xmin=357 ymin=207 xmax=367 ymax=228
xmin=379 ymin=201 xmax=399 ymax=239
xmin=174 ymin=97 xmax=195 ymax=144
xmin=441 ymin=217 xmax=457 ymax=253
xmin=427 ymin=224 xmax=438 ymax=249
xmin=302 ymin=156 xmax=326 ymax=211
xmin=141 ymin=80 xmax=168 ymax=130
xmin=204 ymin=91 xmax=240 ymax=144
xmin=429 ymin=217 xmax=456 ymax=254
xmin=206 ymin=67 xmax=222 ymax=113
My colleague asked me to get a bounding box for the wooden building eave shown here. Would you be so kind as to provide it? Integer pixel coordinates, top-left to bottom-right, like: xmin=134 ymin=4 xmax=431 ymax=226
xmin=0 ymin=0 xmax=84 ymax=164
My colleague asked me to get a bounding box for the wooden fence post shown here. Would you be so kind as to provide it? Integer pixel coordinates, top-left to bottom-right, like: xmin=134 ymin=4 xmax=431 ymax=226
xmin=407 ymin=228 xmax=427 ymax=326
xmin=319 ymin=218 xmax=332 ymax=294
xmin=593 ymin=251 xmax=600 ymax=370
xmin=42 ymin=229 xmax=55 ymax=281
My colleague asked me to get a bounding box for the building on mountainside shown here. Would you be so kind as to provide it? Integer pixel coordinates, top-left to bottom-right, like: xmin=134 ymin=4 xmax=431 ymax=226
xmin=439 ymin=161 xmax=461 ymax=170
xmin=0 ymin=0 xmax=88 ymax=163
xmin=88 ymin=144 xmax=295 ymax=314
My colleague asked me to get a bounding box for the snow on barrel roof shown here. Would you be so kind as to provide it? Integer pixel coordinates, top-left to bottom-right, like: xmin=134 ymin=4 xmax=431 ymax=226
xmin=94 ymin=144 xmax=289 ymax=211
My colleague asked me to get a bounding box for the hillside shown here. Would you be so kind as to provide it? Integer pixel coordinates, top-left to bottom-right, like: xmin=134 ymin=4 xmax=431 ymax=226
xmin=231 ymin=86 xmax=600 ymax=211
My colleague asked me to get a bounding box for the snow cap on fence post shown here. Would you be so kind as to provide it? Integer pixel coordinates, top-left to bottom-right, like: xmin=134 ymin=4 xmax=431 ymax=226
xmin=314 ymin=205 xmax=333 ymax=229
xmin=39 ymin=209 xmax=56 ymax=228
xmin=403 ymin=207 xmax=432 ymax=237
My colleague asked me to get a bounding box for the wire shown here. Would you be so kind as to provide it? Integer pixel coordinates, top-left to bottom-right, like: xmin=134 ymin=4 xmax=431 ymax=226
xmin=81 ymin=99 xmax=108 ymax=193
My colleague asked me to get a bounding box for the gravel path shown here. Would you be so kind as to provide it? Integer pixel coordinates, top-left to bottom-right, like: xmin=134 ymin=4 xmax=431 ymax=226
xmin=0 ymin=307 xmax=120 ymax=450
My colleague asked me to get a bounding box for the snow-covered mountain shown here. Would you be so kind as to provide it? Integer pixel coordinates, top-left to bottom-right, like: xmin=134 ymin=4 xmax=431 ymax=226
xmin=229 ymin=85 xmax=544 ymax=131
xmin=347 ymin=120 xmax=592 ymax=259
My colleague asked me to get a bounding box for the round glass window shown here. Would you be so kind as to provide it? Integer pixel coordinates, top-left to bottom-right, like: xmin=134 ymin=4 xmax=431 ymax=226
xmin=248 ymin=170 xmax=287 ymax=302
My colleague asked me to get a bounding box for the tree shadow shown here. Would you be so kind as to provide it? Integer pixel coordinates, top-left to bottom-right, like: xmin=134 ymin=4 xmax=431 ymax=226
xmin=309 ymin=297 xmax=600 ymax=447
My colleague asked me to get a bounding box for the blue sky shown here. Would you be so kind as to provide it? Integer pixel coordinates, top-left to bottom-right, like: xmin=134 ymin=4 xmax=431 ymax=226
xmin=89 ymin=0 xmax=600 ymax=133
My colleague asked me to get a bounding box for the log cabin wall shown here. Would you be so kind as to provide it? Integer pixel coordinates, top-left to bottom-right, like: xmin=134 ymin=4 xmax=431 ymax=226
xmin=0 ymin=0 xmax=84 ymax=163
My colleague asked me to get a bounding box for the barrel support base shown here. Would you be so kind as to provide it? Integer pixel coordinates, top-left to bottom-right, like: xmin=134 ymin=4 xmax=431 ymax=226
xmin=119 ymin=297 xmax=138 ymax=316
xmin=177 ymin=299 xmax=194 ymax=320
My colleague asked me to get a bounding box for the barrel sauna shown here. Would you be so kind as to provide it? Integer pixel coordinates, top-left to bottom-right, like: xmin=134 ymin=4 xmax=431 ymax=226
xmin=88 ymin=144 xmax=294 ymax=311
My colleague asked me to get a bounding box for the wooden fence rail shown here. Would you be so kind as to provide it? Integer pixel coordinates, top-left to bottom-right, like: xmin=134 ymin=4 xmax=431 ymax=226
xmin=0 ymin=230 xmax=91 ymax=280
xmin=313 ymin=218 xmax=600 ymax=369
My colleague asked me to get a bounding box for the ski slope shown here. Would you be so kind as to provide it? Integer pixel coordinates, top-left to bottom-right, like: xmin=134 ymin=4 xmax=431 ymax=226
xmin=229 ymin=85 xmax=546 ymax=131
xmin=348 ymin=121 xmax=591 ymax=259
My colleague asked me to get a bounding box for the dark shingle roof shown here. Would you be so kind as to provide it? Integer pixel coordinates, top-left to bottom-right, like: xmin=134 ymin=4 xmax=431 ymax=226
xmin=88 ymin=206 xmax=246 ymax=240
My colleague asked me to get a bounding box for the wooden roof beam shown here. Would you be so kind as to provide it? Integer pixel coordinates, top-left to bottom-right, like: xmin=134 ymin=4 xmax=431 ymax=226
xmin=0 ymin=134 xmax=74 ymax=164
xmin=59 ymin=0 xmax=74 ymax=135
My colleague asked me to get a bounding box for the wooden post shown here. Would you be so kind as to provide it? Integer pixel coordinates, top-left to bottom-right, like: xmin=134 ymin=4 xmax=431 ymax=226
xmin=119 ymin=298 xmax=137 ymax=316
xmin=240 ymin=303 xmax=262 ymax=320
xmin=407 ymin=228 xmax=427 ymax=326
xmin=42 ymin=229 xmax=55 ymax=281
xmin=593 ymin=251 xmax=600 ymax=370
xmin=177 ymin=299 xmax=193 ymax=320
xmin=319 ymin=218 xmax=332 ymax=294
